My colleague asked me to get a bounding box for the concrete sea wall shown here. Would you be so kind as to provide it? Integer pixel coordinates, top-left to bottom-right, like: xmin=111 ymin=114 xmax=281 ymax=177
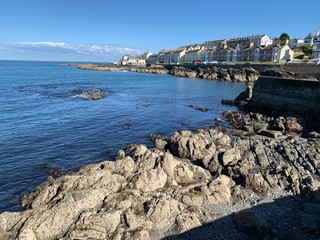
xmin=249 ymin=76 xmax=320 ymax=117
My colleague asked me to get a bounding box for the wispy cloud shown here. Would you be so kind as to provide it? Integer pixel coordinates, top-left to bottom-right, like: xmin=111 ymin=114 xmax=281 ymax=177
xmin=0 ymin=42 xmax=148 ymax=62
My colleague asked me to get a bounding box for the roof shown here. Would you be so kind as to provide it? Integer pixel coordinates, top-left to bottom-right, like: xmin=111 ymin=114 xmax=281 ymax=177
xmin=216 ymin=46 xmax=239 ymax=52
xmin=228 ymin=34 xmax=267 ymax=42
xmin=204 ymin=39 xmax=226 ymax=43
xmin=172 ymin=47 xmax=186 ymax=53
xmin=186 ymin=49 xmax=201 ymax=54
xmin=261 ymin=44 xmax=280 ymax=51
xmin=305 ymin=33 xmax=314 ymax=39
xmin=239 ymin=45 xmax=259 ymax=52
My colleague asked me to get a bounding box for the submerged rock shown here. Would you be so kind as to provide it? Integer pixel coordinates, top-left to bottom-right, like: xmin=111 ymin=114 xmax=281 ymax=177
xmin=73 ymin=88 xmax=108 ymax=100
xmin=188 ymin=104 xmax=209 ymax=112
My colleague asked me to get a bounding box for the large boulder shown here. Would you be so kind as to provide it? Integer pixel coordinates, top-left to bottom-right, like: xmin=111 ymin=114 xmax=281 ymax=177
xmin=170 ymin=66 xmax=197 ymax=78
xmin=0 ymin=143 xmax=229 ymax=240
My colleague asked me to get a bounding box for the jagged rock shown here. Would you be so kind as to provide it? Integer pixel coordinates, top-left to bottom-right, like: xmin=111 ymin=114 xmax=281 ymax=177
xmin=306 ymin=131 xmax=320 ymax=138
xmin=170 ymin=66 xmax=197 ymax=78
xmin=231 ymin=68 xmax=247 ymax=82
xmin=1 ymin=122 xmax=320 ymax=239
xmin=76 ymin=88 xmax=108 ymax=100
xmin=285 ymin=116 xmax=304 ymax=134
xmin=215 ymin=117 xmax=222 ymax=122
xmin=222 ymin=148 xmax=241 ymax=166
xmin=244 ymin=173 xmax=271 ymax=196
xmin=188 ymin=104 xmax=209 ymax=112
xmin=259 ymin=130 xmax=282 ymax=138
xmin=245 ymin=67 xmax=260 ymax=81
xmin=0 ymin=143 xmax=221 ymax=240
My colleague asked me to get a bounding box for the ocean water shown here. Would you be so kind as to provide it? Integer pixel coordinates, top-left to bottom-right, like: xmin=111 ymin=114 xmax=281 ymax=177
xmin=0 ymin=60 xmax=245 ymax=212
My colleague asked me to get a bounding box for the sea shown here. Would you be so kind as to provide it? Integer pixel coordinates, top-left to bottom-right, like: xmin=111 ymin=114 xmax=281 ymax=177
xmin=0 ymin=60 xmax=245 ymax=212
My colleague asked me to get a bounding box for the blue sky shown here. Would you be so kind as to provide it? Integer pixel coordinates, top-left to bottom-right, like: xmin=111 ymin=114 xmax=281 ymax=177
xmin=0 ymin=0 xmax=319 ymax=62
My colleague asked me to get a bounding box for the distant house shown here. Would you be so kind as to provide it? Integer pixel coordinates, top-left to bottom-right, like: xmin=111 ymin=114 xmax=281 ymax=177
xmin=290 ymin=30 xmax=320 ymax=49
xmin=171 ymin=47 xmax=186 ymax=64
xmin=278 ymin=44 xmax=294 ymax=62
xmin=184 ymin=49 xmax=203 ymax=63
xmin=203 ymin=39 xmax=226 ymax=49
xmin=120 ymin=54 xmax=133 ymax=65
xmin=215 ymin=44 xmax=239 ymax=62
xmin=203 ymin=48 xmax=216 ymax=62
xmin=227 ymin=34 xmax=272 ymax=47
xmin=312 ymin=35 xmax=320 ymax=59
xmin=259 ymin=44 xmax=279 ymax=62
xmin=146 ymin=54 xmax=158 ymax=64
xmin=135 ymin=57 xmax=146 ymax=65
xmin=184 ymin=45 xmax=204 ymax=63
xmin=136 ymin=52 xmax=153 ymax=61
xmin=259 ymin=44 xmax=293 ymax=62
xmin=120 ymin=53 xmax=147 ymax=66
xmin=304 ymin=33 xmax=314 ymax=46
xmin=238 ymin=43 xmax=260 ymax=62
xmin=289 ymin=38 xmax=305 ymax=49
xmin=157 ymin=50 xmax=171 ymax=64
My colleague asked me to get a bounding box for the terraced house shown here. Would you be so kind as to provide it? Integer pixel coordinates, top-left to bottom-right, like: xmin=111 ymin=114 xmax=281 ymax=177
xmin=312 ymin=36 xmax=320 ymax=59
xmin=227 ymin=34 xmax=272 ymax=47
xmin=237 ymin=43 xmax=260 ymax=62
xmin=184 ymin=44 xmax=204 ymax=63
xmin=215 ymin=44 xmax=239 ymax=62
xmin=156 ymin=33 xmax=295 ymax=64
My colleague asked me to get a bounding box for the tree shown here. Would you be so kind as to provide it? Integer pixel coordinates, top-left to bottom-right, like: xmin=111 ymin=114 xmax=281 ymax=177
xmin=279 ymin=33 xmax=290 ymax=42
xmin=301 ymin=45 xmax=313 ymax=57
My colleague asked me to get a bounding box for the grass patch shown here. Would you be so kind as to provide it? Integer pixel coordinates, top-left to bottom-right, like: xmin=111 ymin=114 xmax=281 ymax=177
xmin=293 ymin=52 xmax=304 ymax=59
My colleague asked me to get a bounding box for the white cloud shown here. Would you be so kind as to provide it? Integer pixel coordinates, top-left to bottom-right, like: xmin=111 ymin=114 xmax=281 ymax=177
xmin=0 ymin=42 xmax=148 ymax=62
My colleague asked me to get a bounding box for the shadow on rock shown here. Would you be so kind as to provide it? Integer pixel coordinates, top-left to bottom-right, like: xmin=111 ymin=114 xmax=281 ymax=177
xmin=162 ymin=189 xmax=318 ymax=240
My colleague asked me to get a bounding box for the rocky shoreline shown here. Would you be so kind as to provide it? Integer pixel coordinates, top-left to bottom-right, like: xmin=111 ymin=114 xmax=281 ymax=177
xmin=70 ymin=63 xmax=320 ymax=83
xmin=2 ymin=67 xmax=320 ymax=239
xmin=1 ymin=105 xmax=320 ymax=239
xmin=70 ymin=64 xmax=261 ymax=82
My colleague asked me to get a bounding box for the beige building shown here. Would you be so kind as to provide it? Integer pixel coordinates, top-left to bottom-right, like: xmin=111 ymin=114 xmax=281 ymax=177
xmin=259 ymin=44 xmax=293 ymax=62
xmin=171 ymin=47 xmax=186 ymax=64
xmin=183 ymin=45 xmax=204 ymax=63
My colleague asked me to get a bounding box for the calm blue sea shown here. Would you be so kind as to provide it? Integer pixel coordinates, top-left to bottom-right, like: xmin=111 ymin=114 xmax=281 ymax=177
xmin=0 ymin=60 xmax=245 ymax=212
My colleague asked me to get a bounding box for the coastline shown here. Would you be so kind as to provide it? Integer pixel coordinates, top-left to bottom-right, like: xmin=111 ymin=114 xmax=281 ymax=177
xmin=1 ymin=66 xmax=320 ymax=239
xmin=69 ymin=63 xmax=261 ymax=83
xmin=70 ymin=63 xmax=320 ymax=83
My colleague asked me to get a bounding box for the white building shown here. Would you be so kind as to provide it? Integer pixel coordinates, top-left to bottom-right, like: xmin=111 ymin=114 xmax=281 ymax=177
xmin=289 ymin=38 xmax=305 ymax=49
xmin=203 ymin=39 xmax=226 ymax=49
xmin=304 ymin=33 xmax=314 ymax=46
xmin=227 ymin=34 xmax=272 ymax=47
xmin=278 ymin=44 xmax=294 ymax=62
xmin=312 ymin=34 xmax=320 ymax=59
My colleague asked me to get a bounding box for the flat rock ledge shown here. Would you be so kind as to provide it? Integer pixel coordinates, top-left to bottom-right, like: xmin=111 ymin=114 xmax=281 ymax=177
xmin=1 ymin=126 xmax=320 ymax=239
